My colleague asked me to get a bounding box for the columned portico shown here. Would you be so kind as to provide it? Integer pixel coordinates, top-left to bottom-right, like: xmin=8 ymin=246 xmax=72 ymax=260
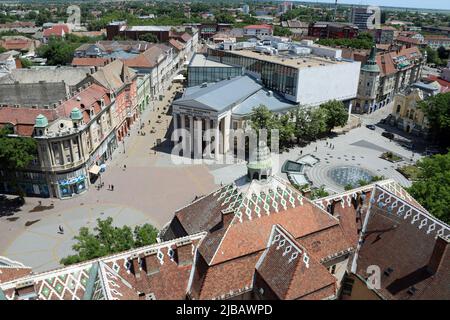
xmin=214 ymin=119 xmax=220 ymax=160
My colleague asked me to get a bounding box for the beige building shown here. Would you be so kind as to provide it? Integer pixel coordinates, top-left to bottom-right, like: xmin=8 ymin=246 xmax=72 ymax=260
xmin=389 ymin=84 xmax=436 ymax=137
xmin=354 ymin=46 xmax=425 ymax=113
xmin=33 ymin=83 xmax=118 ymax=198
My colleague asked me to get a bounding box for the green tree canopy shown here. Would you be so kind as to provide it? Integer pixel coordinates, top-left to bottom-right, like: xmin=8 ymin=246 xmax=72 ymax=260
xmin=319 ymin=100 xmax=348 ymax=132
xmin=419 ymin=92 xmax=450 ymax=146
xmin=37 ymin=37 xmax=79 ymax=66
xmin=60 ymin=217 xmax=159 ymax=265
xmin=274 ymin=26 xmax=293 ymax=37
xmin=138 ymin=33 xmax=159 ymax=43
xmin=425 ymin=46 xmax=443 ymax=66
xmin=408 ymin=152 xmax=450 ymax=224
xmin=0 ymin=127 xmax=37 ymax=198
xmin=0 ymin=127 xmax=37 ymax=170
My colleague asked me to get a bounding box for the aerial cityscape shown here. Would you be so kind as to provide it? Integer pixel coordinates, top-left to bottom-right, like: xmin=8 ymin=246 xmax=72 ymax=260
xmin=0 ymin=0 xmax=449 ymax=304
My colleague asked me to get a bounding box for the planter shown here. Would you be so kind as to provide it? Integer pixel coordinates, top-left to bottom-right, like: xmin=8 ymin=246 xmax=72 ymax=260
xmin=380 ymin=152 xmax=403 ymax=163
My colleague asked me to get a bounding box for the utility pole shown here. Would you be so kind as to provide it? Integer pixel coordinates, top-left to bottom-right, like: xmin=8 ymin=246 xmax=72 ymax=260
xmin=334 ymin=0 xmax=338 ymax=21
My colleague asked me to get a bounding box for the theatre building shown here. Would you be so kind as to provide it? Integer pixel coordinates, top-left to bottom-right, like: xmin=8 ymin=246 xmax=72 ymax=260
xmin=172 ymin=75 xmax=296 ymax=157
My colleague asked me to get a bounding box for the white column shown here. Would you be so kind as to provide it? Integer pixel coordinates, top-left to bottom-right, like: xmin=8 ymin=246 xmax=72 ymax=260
xmin=214 ymin=119 xmax=220 ymax=160
xmin=223 ymin=114 xmax=231 ymax=154
xmin=204 ymin=118 xmax=211 ymax=158
xmin=173 ymin=113 xmax=178 ymax=142
xmin=189 ymin=115 xmax=194 ymax=156
xmin=194 ymin=117 xmax=202 ymax=159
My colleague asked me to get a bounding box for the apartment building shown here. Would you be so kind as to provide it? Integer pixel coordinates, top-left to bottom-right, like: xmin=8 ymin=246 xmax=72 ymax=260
xmin=354 ymin=46 xmax=425 ymax=114
xmin=0 ymin=62 xmax=138 ymax=198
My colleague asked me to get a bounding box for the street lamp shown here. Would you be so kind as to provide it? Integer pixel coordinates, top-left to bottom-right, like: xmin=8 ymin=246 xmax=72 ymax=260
xmin=123 ymin=140 xmax=125 ymax=154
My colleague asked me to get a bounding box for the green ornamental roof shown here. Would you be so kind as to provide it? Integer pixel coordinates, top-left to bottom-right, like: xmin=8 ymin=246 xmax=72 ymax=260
xmin=70 ymin=107 xmax=83 ymax=120
xmin=35 ymin=114 xmax=48 ymax=127
xmin=247 ymin=143 xmax=272 ymax=170
xmin=361 ymin=46 xmax=380 ymax=73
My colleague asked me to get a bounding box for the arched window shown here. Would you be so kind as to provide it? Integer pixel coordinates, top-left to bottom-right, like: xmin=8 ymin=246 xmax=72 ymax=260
xmin=396 ymin=105 xmax=401 ymax=113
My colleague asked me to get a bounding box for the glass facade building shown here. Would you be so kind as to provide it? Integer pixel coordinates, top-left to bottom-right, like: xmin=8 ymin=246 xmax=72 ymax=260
xmin=188 ymin=64 xmax=243 ymax=87
xmin=207 ymin=48 xmax=298 ymax=97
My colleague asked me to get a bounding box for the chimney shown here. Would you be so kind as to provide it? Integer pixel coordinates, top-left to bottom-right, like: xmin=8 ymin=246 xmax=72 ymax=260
xmin=15 ymin=281 xmax=37 ymax=300
xmin=130 ymin=254 xmax=141 ymax=279
xmin=143 ymin=250 xmax=160 ymax=275
xmin=427 ymin=236 xmax=449 ymax=274
xmin=176 ymin=240 xmax=193 ymax=266
xmin=221 ymin=210 xmax=235 ymax=227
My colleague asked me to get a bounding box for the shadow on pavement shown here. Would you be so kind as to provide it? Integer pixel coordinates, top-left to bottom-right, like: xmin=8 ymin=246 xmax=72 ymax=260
xmin=0 ymin=195 xmax=24 ymax=217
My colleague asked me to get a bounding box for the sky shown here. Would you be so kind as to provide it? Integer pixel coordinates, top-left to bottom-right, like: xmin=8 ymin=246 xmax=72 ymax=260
xmin=295 ymin=0 xmax=450 ymax=11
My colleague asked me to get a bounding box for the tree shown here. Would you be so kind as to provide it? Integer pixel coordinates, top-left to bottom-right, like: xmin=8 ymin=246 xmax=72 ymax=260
xmin=60 ymin=217 xmax=159 ymax=265
xmin=138 ymin=33 xmax=158 ymax=43
xmin=35 ymin=9 xmax=52 ymax=27
xmin=425 ymin=46 xmax=442 ymax=66
xmin=305 ymin=108 xmax=328 ymax=140
xmin=274 ymin=113 xmax=295 ymax=149
xmin=37 ymin=38 xmax=78 ymax=66
xmin=250 ymin=105 xmax=277 ymax=133
xmin=408 ymin=152 xmax=450 ymax=224
xmin=274 ymin=26 xmax=292 ymax=37
xmin=419 ymin=92 xmax=450 ymax=146
xmin=19 ymin=57 xmax=33 ymax=68
xmin=437 ymin=46 xmax=449 ymax=60
xmin=215 ymin=13 xmax=235 ymax=24
xmin=310 ymin=186 xmax=329 ymax=199
xmin=319 ymin=100 xmax=348 ymax=132
xmin=0 ymin=128 xmax=37 ymax=199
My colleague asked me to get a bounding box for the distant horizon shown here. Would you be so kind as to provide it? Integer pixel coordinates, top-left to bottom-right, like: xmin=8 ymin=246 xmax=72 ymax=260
xmin=292 ymin=0 xmax=450 ymax=11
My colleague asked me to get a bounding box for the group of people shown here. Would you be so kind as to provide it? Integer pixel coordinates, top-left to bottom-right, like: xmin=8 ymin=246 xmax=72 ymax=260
xmin=326 ymin=142 xmax=335 ymax=150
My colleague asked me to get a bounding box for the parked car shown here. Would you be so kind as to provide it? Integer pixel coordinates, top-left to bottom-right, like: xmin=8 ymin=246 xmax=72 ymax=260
xmin=401 ymin=142 xmax=414 ymax=150
xmin=382 ymin=132 xmax=395 ymax=139
xmin=366 ymin=124 xmax=376 ymax=130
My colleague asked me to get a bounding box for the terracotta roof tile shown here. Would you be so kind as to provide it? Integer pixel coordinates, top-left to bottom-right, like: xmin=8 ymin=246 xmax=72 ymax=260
xmin=255 ymin=225 xmax=336 ymax=300
xmin=0 ymin=267 xmax=32 ymax=284
xmin=354 ymin=185 xmax=450 ymax=300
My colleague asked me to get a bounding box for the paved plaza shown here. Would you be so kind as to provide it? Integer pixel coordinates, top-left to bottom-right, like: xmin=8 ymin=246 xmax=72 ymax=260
xmin=0 ymin=82 xmax=218 ymax=272
xmin=0 ymin=94 xmax=420 ymax=272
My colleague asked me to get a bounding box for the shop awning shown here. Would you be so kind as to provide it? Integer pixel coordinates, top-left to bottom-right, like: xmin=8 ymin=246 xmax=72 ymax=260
xmin=89 ymin=165 xmax=101 ymax=175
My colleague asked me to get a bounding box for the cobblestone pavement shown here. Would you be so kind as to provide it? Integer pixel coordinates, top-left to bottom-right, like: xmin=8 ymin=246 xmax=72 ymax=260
xmin=0 ymin=81 xmax=218 ymax=272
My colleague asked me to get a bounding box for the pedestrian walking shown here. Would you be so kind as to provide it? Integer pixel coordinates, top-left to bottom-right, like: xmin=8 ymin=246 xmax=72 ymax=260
xmin=111 ymin=185 xmax=114 ymax=191
xmin=315 ymin=146 xmax=317 ymax=152
xmin=326 ymin=142 xmax=328 ymax=147
xmin=58 ymin=225 xmax=64 ymax=234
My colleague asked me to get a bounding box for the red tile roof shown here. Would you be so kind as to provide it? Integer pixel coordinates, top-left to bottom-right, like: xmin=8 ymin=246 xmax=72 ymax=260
xmin=43 ymin=24 xmax=69 ymax=37
xmin=71 ymin=57 xmax=111 ymax=67
xmin=425 ymin=75 xmax=450 ymax=93
xmin=168 ymin=38 xmax=184 ymax=51
xmin=0 ymin=266 xmax=32 ymax=284
xmin=244 ymin=24 xmax=273 ymax=30
xmin=375 ymin=46 xmax=422 ymax=76
xmin=396 ymin=36 xmax=422 ymax=45
xmin=353 ymin=185 xmax=450 ymax=300
xmin=255 ymin=225 xmax=337 ymax=300
xmin=56 ymin=83 xmax=111 ymax=123
xmin=0 ymin=39 xmax=35 ymax=51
